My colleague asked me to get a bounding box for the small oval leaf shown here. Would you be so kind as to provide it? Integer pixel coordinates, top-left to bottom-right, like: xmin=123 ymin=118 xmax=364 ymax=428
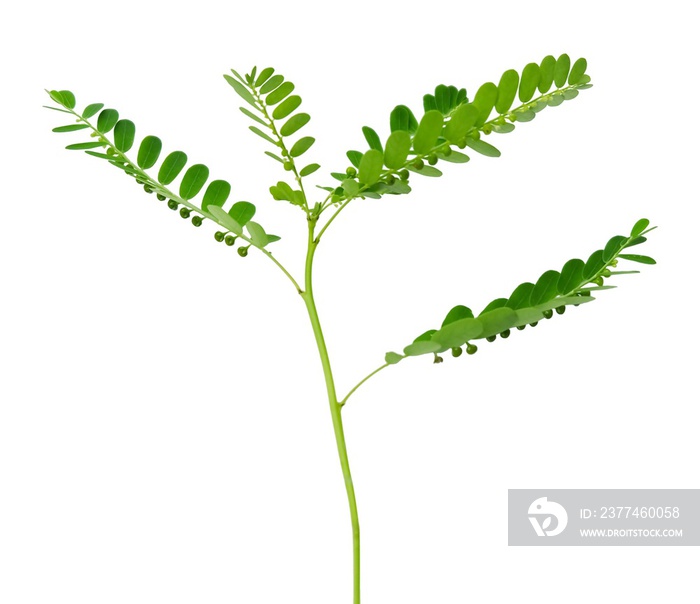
xmin=290 ymin=136 xmax=315 ymax=157
xmin=472 ymin=82 xmax=498 ymax=126
xmin=280 ymin=113 xmax=310 ymax=137
xmin=384 ymin=130 xmax=412 ymax=169
xmin=553 ymin=54 xmax=571 ymax=88
xmin=390 ymin=105 xmax=419 ymax=134
xmin=464 ymin=137 xmax=500 ymax=157
xmin=224 ymin=74 xmax=257 ymax=108
xmin=52 ymin=124 xmax=89 ymax=133
xmin=530 ymin=270 xmax=561 ymax=306
xmin=538 ymin=55 xmax=556 ymax=93
xmin=357 ymin=149 xmax=383 ymax=185
xmin=179 ymin=164 xmax=209 ymax=200
xmin=96 ymin=109 xmax=119 ymax=133
xmin=300 ymin=163 xmax=320 ymax=176
xmin=259 ymin=74 xmax=284 ymax=94
xmin=557 ymin=258 xmax=585 ymax=294
xmin=413 ymin=110 xmax=444 ymax=154
xmin=631 ymin=218 xmax=650 ymax=238
xmin=496 ymin=69 xmax=519 ymax=114
xmin=229 ymin=201 xmax=256 ymax=226
xmin=618 ymin=254 xmax=656 ymax=265
xmin=568 ymin=58 xmax=588 ymax=85
xmin=82 ymin=103 xmax=104 ymax=119
xmin=362 ymin=126 xmax=383 ymax=152
xmin=519 ymin=63 xmax=541 ymax=103
xmin=137 ymin=135 xmax=163 ymax=169
xmin=272 ymin=95 xmax=302 ymax=120
xmin=603 ymin=235 xmax=627 ymax=263
xmin=266 ymin=81 xmax=295 ymax=105
xmin=158 ymin=151 xmax=188 ymax=185
xmin=202 ymin=180 xmax=232 ymax=211
xmin=444 ymin=103 xmax=479 ymax=143
xmin=113 ymin=119 xmax=136 ymax=152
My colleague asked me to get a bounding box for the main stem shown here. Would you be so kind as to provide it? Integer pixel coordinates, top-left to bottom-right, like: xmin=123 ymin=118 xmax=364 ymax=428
xmin=300 ymin=218 xmax=360 ymax=604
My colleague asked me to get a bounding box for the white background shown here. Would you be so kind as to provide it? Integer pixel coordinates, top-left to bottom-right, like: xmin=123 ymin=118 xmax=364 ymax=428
xmin=1 ymin=1 xmax=698 ymax=603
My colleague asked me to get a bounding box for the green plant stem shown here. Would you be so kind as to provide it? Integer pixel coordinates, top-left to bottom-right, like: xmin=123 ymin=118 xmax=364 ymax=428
xmin=301 ymin=217 xmax=360 ymax=604
xmin=340 ymin=362 xmax=390 ymax=407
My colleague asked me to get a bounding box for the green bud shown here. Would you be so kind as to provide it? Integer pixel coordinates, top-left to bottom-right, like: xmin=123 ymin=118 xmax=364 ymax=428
xmin=486 ymin=335 xmax=497 ymax=343
xmin=156 ymin=193 xmax=166 ymax=201
xmin=529 ymin=321 xmax=539 ymax=327
xmin=225 ymin=235 xmax=237 ymax=246
xmin=237 ymin=245 xmax=249 ymax=257
xmin=427 ymin=153 xmax=438 ymax=166
xmin=611 ymin=259 xmax=618 ymax=267
xmin=385 ymin=174 xmax=396 ymax=185
xmin=482 ymin=124 xmax=493 ymax=135
xmin=346 ymin=166 xmax=357 ymax=177
xmin=500 ymin=329 xmax=510 ymax=339
xmin=144 ymin=185 xmax=153 ymax=194
xmin=556 ymin=306 xmax=566 ymax=315
xmin=457 ymin=138 xmax=467 ymax=149
xmin=601 ymin=269 xmax=612 ymax=277
xmin=580 ymin=290 xmax=592 ymax=297
xmin=593 ymin=277 xmax=604 ymax=286
xmin=167 ymin=199 xmax=178 ymax=210
xmin=191 ymin=215 xmax=203 ymax=227
xmin=106 ymin=148 xmax=116 ymax=156
xmin=442 ymin=146 xmax=452 ymax=156
xmin=466 ymin=343 xmax=478 ymax=355
xmin=433 ymin=354 xmax=443 ymax=364
xmin=399 ymin=169 xmax=410 ymax=180
xmin=180 ymin=207 xmax=191 ymax=219
xmin=468 ymin=130 xmax=480 ymax=140
xmin=283 ymin=161 xmax=293 ymax=171
xmin=451 ymin=346 xmax=463 ymax=358
xmin=517 ymin=325 xmax=526 ymax=331
xmin=214 ymin=231 xmax=225 ymax=242
xmin=495 ymin=116 xmax=506 ymax=125
xmin=507 ymin=113 xmax=516 ymax=122
xmin=543 ymin=309 xmax=553 ymax=319
xmin=413 ymin=158 xmax=424 ymax=170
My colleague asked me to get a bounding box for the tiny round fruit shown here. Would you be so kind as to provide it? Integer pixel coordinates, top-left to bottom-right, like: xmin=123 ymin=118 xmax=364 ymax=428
xmin=180 ymin=207 xmax=191 ymax=219
xmin=428 ymin=153 xmax=438 ymax=166
xmin=529 ymin=321 xmax=539 ymax=327
xmin=385 ymin=174 xmax=396 ymax=185
xmin=466 ymin=343 xmax=478 ymax=355
xmin=543 ymin=309 xmax=553 ymax=319
xmin=283 ymin=161 xmax=293 ymax=171
xmin=517 ymin=325 xmax=526 ymax=331
xmin=191 ymin=216 xmax=203 ymax=227
xmin=556 ymin=306 xmax=566 ymax=315
xmin=167 ymin=200 xmax=178 ymax=210
xmin=413 ymin=158 xmax=424 ymax=170
xmin=442 ymin=146 xmax=452 ymax=156
xmin=500 ymin=329 xmax=510 ymax=339
xmin=225 ymin=235 xmax=236 ymax=246
xmin=451 ymin=347 xmax=463 ymax=358
xmin=399 ymin=169 xmax=410 ymax=180
xmin=346 ymin=166 xmax=357 ymax=177
xmin=214 ymin=231 xmax=225 ymax=242
xmin=486 ymin=335 xmax=497 ymax=343
xmin=156 ymin=193 xmax=166 ymax=201
xmin=237 ymin=246 xmax=249 ymax=257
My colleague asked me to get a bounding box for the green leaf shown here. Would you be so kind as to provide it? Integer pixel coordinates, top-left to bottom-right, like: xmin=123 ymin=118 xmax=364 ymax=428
xmin=240 ymin=106 xmax=268 ymax=127
xmin=208 ymin=205 xmax=243 ymax=235
xmin=52 ymin=124 xmax=89 ymax=133
xmin=432 ymin=317 xmax=482 ymax=349
xmin=476 ymin=307 xmax=518 ymax=339
xmin=65 ymin=141 xmax=104 ymax=150
xmin=554 ymin=54 xmax=571 ymax=88
xmin=362 ymin=126 xmax=383 ymax=152
xmin=229 ymin=201 xmax=256 ymax=226
xmin=82 ymin=103 xmax=104 ymax=118
xmin=603 ymin=235 xmax=627 ymax=262
xmin=247 ymin=221 xmax=269 ymax=247
xmin=137 ymin=135 xmax=162 ymax=169
xmin=50 ymin=90 xmax=76 ymax=109
xmin=562 ymin=89 xmax=579 ymax=100
xmin=347 ymin=150 xmax=363 ymax=168
xmin=266 ymin=81 xmax=295 ymax=105
xmin=506 ymin=282 xmax=535 ymax=309
xmin=480 ymin=298 xmax=508 ymax=314
xmin=179 ymin=164 xmax=209 ymax=200
xmin=407 ymin=165 xmax=442 ymax=177
xmin=441 ymin=305 xmax=474 ymax=326
xmin=492 ymin=123 xmax=516 ymax=133
xmin=514 ymin=109 xmax=536 ymax=122
xmin=255 ymin=67 xmax=274 ymax=87
xmin=472 ymin=82 xmax=498 ymax=126
xmin=403 ymin=340 xmax=441 ymax=356
xmin=443 ymin=103 xmax=479 ymax=143
xmin=464 ymin=137 xmax=500 ymax=157
xmin=631 ymin=218 xmax=650 ymax=238
xmin=158 ymin=150 xmax=188 ymax=185
xmin=437 ymin=150 xmax=470 ymax=163
xmin=113 ymin=119 xmax=136 ymax=152
xmin=547 ymin=95 xmax=565 ymax=107
xmin=85 ymin=151 xmax=119 ymax=160
xmin=280 ymin=113 xmax=310 ymax=137
xmin=495 ymin=69 xmax=519 ymax=114
xmin=265 ymin=151 xmax=284 ymax=163
xmin=538 ymin=55 xmax=556 ymax=93
xmin=583 ymin=249 xmax=605 ymax=279
xmin=519 ymin=63 xmax=540 ymax=103
xmin=385 ymin=352 xmax=404 ymax=365
xmin=423 ymin=94 xmax=437 ymax=112
xmin=342 ymin=178 xmax=360 ymax=197
xmin=96 ymin=109 xmax=119 ymax=133
xmin=618 ymin=254 xmax=656 ymax=265
xmin=259 ymin=74 xmax=283 ymax=95
xmin=272 ymin=95 xmax=302 ymax=120
xmin=384 ymin=130 xmax=412 ymax=169
xmin=357 ymin=149 xmax=383 ymax=185
xmin=224 ymin=74 xmax=257 ymax=108
xmin=290 ymin=136 xmax=315 ymax=157
xmin=568 ymin=58 xmax=587 ymax=85
xmin=390 ymin=105 xmax=419 ymax=134
xmin=558 ymin=258 xmax=585 ymax=294
xmin=413 ymin=110 xmax=444 ymax=154
xmin=530 ymin=270 xmax=561 ymax=305
xmin=43 ymin=105 xmax=72 ymax=114
xmin=300 ymin=163 xmax=320 ymax=176
xmin=202 ymin=180 xmax=231 ymax=211
xmin=249 ymin=125 xmax=276 ymax=144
